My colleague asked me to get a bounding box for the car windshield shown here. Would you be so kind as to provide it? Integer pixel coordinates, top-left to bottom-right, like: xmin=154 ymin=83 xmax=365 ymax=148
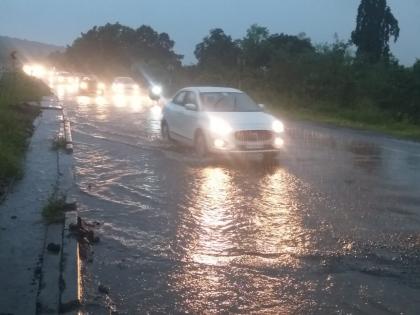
xmin=116 ymin=77 xmax=135 ymax=84
xmin=200 ymin=92 xmax=262 ymax=112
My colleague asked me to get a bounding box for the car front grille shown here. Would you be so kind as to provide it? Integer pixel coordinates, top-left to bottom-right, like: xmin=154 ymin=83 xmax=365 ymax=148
xmin=235 ymin=144 xmax=274 ymax=151
xmin=234 ymin=130 xmax=273 ymax=142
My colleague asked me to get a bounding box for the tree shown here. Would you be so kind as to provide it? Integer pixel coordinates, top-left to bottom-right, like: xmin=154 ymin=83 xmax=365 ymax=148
xmin=194 ymin=28 xmax=240 ymax=69
xmin=241 ymin=24 xmax=270 ymax=68
xmin=351 ymin=0 xmax=400 ymax=63
xmin=267 ymin=33 xmax=314 ymax=57
xmin=50 ymin=23 xmax=182 ymax=82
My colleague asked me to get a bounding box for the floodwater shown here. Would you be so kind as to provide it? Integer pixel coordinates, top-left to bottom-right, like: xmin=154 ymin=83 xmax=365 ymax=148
xmin=63 ymin=93 xmax=420 ymax=314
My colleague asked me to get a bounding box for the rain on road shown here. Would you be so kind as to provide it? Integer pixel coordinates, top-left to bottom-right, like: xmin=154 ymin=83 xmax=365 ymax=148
xmin=61 ymin=93 xmax=420 ymax=314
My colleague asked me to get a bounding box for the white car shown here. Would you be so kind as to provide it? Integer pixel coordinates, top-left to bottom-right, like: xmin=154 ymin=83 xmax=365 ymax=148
xmin=111 ymin=76 xmax=140 ymax=94
xmin=161 ymin=87 xmax=285 ymax=160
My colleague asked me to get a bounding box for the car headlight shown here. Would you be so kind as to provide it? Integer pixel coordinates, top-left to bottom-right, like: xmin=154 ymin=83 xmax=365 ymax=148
xmin=23 ymin=64 xmax=32 ymax=75
xmin=273 ymin=137 xmax=284 ymax=148
xmin=272 ymin=120 xmax=284 ymax=133
xmin=151 ymin=85 xmax=162 ymax=95
xmin=209 ymin=116 xmax=232 ymax=136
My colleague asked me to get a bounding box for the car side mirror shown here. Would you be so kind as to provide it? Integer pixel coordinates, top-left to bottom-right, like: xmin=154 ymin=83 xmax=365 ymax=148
xmin=185 ymin=103 xmax=197 ymax=111
xmin=258 ymin=103 xmax=265 ymax=109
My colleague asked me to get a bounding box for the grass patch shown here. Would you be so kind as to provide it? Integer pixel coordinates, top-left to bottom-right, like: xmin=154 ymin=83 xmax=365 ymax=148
xmin=0 ymin=71 xmax=50 ymax=187
xmin=42 ymin=194 xmax=66 ymax=223
xmin=267 ymin=97 xmax=420 ymax=142
xmin=52 ymin=135 xmax=67 ymax=151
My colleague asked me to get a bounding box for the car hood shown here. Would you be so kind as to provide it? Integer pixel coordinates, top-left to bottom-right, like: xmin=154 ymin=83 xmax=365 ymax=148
xmin=207 ymin=111 xmax=277 ymax=130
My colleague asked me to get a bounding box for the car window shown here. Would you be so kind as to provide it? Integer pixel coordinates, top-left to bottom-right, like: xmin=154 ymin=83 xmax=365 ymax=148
xmin=173 ymin=91 xmax=187 ymax=105
xmin=185 ymin=91 xmax=198 ymax=105
xmin=200 ymin=92 xmax=262 ymax=112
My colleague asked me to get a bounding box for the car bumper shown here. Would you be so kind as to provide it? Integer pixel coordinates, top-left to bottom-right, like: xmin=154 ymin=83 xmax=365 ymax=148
xmin=207 ymin=139 xmax=283 ymax=154
xmin=212 ymin=148 xmax=281 ymax=154
xmin=204 ymin=131 xmax=284 ymax=154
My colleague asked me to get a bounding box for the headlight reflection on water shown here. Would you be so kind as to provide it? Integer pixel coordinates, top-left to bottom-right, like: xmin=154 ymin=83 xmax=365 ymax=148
xmin=182 ymin=167 xmax=306 ymax=267
xmin=150 ymin=105 xmax=162 ymax=120
xmin=190 ymin=167 xmax=234 ymax=266
xmin=170 ymin=166 xmax=310 ymax=313
xmin=129 ymin=95 xmax=143 ymax=112
xmin=56 ymin=85 xmax=66 ymax=99
xmin=112 ymin=94 xmax=144 ymax=111
xmin=76 ymin=96 xmax=91 ymax=106
xmin=95 ymin=96 xmax=107 ymax=107
xmin=113 ymin=94 xmax=127 ymax=108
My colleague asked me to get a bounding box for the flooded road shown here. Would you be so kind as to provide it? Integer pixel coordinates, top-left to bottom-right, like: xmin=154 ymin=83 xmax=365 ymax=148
xmin=64 ymin=94 xmax=420 ymax=314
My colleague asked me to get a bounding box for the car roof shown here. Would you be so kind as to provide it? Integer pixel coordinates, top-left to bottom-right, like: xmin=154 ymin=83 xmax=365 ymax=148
xmin=180 ymin=86 xmax=243 ymax=93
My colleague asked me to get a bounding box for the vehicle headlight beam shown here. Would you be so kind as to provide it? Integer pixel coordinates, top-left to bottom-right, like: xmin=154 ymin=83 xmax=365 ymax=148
xmin=272 ymin=120 xmax=284 ymax=133
xmin=151 ymin=85 xmax=162 ymax=96
xmin=209 ymin=116 xmax=232 ymax=136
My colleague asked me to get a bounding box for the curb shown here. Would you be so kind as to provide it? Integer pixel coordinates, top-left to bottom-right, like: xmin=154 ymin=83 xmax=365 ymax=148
xmin=61 ymin=108 xmax=73 ymax=153
xmin=36 ymin=98 xmax=80 ymax=314
xmin=64 ymin=120 xmax=73 ymax=153
xmin=60 ymin=211 xmax=80 ymax=313
xmin=57 ymin=113 xmax=80 ymax=313
xmin=37 ymin=223 xmax=63 ymax=314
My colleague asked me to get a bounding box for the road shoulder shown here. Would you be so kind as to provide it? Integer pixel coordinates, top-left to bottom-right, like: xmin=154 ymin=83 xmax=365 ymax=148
xmin=0 ymin=97 xmax=79 ymax=314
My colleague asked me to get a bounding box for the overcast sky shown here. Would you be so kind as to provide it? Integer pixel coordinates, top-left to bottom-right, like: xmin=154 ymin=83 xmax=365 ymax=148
xmin=1 ymin=0 xmax=419 ymax=65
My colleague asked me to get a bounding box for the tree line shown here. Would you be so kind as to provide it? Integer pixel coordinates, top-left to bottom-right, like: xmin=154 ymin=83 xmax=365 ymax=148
xmin=50 ymin=0 xmax=420 ymax=125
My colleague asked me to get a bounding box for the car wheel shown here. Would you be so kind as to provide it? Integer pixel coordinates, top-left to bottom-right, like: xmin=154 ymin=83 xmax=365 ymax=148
xmin=161 ymin=121 xmax=171 ymax=141
xmin=194 ymin=131 xmax=208 ymax=158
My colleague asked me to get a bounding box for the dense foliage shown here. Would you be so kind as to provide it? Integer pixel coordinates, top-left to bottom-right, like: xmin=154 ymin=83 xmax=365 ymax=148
xmin=186 ymin=29 xmax=420 ymax=125
xmin=50 ymin=1 xmax=420 ymax=127
xmin=0 ymin=72 xmax=49 ymax=182
xmin=50 ymin=23 xmax=182 ymax=85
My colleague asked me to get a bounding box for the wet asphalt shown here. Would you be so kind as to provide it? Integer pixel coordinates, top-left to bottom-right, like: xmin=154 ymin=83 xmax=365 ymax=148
xmin=63 ymin=94 xmax=420 ymax=314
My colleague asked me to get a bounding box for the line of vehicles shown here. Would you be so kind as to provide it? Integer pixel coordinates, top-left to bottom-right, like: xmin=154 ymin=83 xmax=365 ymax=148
xmin=23 ymin=64 xmax=285 ymax=162
xmin=22 ymin=65 xmax=161 ymax=100
xmin=50 ymin=71 xmax=151 ymax=97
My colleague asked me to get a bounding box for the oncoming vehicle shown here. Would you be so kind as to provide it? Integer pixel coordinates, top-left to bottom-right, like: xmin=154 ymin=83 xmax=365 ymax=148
xmin=111 ymin=76 xmax=140 ymax=95
xmin=149 ymin=84 xmax=163 ymax=101
xmin=161 ymin=87 xmax=285 ymax=161
xmin=79 ymin=75 xmax=105 ymax=95
xmin=55 ymin=71 xmax=75 ymax=85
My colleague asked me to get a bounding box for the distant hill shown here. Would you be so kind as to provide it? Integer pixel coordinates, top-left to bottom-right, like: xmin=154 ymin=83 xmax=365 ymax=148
xmin=0 ymin=36 xmax=65 ymax=65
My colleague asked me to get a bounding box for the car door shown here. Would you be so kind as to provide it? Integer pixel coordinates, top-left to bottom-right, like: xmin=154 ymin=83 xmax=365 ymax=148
xmin=180 ymin=91 xmax=200 ymax=142
xmin=165 ymin=91 xmax=186 ymax=138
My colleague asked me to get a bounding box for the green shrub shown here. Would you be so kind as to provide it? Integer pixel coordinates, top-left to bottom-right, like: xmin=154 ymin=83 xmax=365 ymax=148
xmin=0 ymin=71 xmax=50 ymax=184
xmin=42 ymin=194 xmax=66 ymax=223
